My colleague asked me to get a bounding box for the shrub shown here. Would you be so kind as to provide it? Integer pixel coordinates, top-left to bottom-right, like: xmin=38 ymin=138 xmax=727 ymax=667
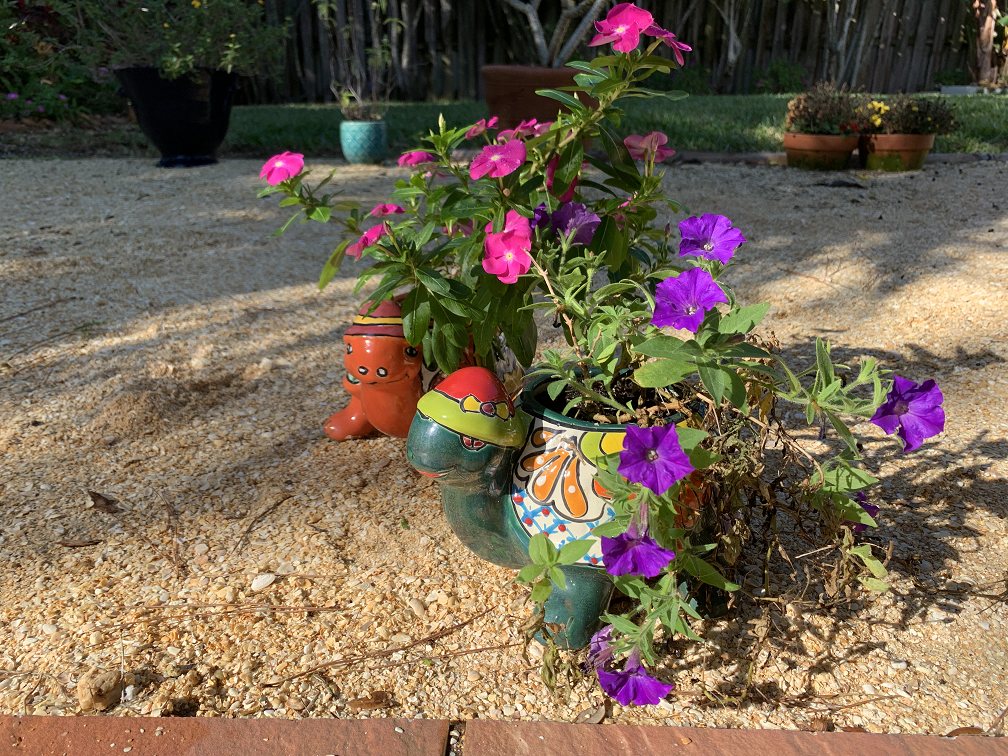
xmin=862 ymin=95 xmax=957 ymax=135
xmin=933 ymin=68 xmax=971 ymax=87
xmin=785 ymin=81 xmax=866 ymax=135
xmin=755 ymin=58 xmax=805 ymax=94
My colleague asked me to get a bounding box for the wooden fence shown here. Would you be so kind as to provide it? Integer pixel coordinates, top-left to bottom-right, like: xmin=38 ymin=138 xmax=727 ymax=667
xmin=248 ymin=0 xmax=992 ymax=104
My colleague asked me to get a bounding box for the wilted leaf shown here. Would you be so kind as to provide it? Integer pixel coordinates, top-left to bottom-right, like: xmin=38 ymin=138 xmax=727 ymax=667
xmin=944 ymin=727 xmax=986 ymax=737
xmin=573 ymin=703 xmax=606 ymax=724
xmin=347 ymin=691 xmax=391 ymax=711
xmin=87 ymin=491 xmax=118 ymax=514
xmin=58 ymin=539 xmax=101 ymax=548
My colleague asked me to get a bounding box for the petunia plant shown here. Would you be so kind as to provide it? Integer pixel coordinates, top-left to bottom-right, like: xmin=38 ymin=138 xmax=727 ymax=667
xmin=256 ymin=1 xmax=946 ymax=708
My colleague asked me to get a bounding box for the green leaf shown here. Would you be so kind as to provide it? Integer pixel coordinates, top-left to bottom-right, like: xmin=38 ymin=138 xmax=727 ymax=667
xmin=278 ymin=196 xmax=302 ymax=207
xmin=318 ymin=239 xmax=350 ymax=291
xmin=528 ymin=533 xmax=555 ymax=566
xmin=723 ymin=366 xmax=748 ymax=411
xmin=309 ymin=205 xmax=332 ymax=223
xmin=557 ymin=540 xmax=593 ymax=565
xmin=816 ymin=338 xmax=835 ymax=387
xmin=858 ymin=576 xmax=890 ymax=593
xmin=530 ymin=578 xmax=553 ymax=604
xmin=547 ymin=379 xmax=566 ymax=401
xmin=697 ymin=361 xmax=726 ymax=405
xmin=534 ymin=88 xmax=586 ymax=112
xmin=819 ymin=464 xmax=878 ymax=493
xmin=634 ymin=359 xmax=695 ymax=388
xmin=605 ymin=614 xmax=642 ymax=636
xmin=552 ymin=139 xmax=584 ymax=199
xmin=825 ymin=410 xmax=859 ymax=455
xmin=719 ymin=303 xmax=770 ymax=335
xmin=270 ymin=210 xmax=303 ymax=237
xmin=591 ymin=521 xmax=626 ymax=538
xmin=837 ymin=496 xmax=876 ymax=527
xmin=415 ymin=267 xmax=451 ymax=297
xmin=635 ymin=335 xmax=688 ymax=359
xmin=683 ymin=556 xmax=740 ymax=592
xmin=401 ymin=287 xmax=430 ymax=345
xmin=597 ymin=123 xmax=640 ymax=181
xmin=549 ymin=566 xmax=567 ymax=591
xmin=686 ymin=445 xmax=722 ymax=470
xmin=674 ymin=427 xmax=707 ymax=452
xmin=517 ymin=564 xmax=543 ymax=584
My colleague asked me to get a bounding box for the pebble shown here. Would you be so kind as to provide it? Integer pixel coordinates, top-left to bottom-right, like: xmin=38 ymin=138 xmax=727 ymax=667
xmin=101 ymin=435 xmax=118 ymax=446
xmin=251 ymin=574 xmax=276 ymax=592
xmin=194 ymin=543 xmax=209 ymax=555
xmin=467 ymin=671 xmax=482 ymax=682
xmin=408 ymin=598 xmax=427 ymax=618
xmin=891 ymin=660 xmax=908 ymax=670
xmin=863 ymin=683 xmax=877 ymax=695
xmin=41 ymin=624 xmax=58 ymax=635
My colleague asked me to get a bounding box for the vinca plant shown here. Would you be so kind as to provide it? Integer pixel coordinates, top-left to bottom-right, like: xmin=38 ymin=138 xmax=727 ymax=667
xmin=258 ymin=2 xmax=945 ymax=707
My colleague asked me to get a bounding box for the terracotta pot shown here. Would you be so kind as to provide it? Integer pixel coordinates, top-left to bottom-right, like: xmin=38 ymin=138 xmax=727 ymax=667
xmin=784 ymin=132 xmax=860 ymax=171
xmin=481 ymin=65 xmax=597 ymax=130
xmin=862 ymin=133 xmax=935 ymax=171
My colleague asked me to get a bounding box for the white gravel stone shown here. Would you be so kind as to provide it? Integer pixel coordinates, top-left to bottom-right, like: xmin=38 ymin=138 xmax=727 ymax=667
xmin=251 ymin=574 xmax=277 ymax=592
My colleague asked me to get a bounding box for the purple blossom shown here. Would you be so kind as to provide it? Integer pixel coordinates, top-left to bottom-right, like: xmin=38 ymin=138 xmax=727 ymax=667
xmin=37 ymin=105 xmax=44 ymax=113
xmin=6 ymin=93 xmax=17 ymax=100
xmin=551 ymin=202 xmax=600 ymax=246
xmin=678 ymin=214 xmax=746 ymax=264
xmin=601 ymin=519 xmax=677 ymax=578
xmin=651 ymin=267 xmax=728 ymax=333
xmin=587 ymin=625 xmax=615 ymax=670
xmin=846 ymin=491 xmax=879 ymax=533
xmin=870 ymin=375 xmax=945 ymax=452
xmin=58 ymin=94 xmax=67 ymax=100
xmin=597 ymin=648 xmax=674 ymax=706
xmin=618 ymin=424 xmax=694 ymax=496
xmin=531 ymin=203 xmax=550 ymax=229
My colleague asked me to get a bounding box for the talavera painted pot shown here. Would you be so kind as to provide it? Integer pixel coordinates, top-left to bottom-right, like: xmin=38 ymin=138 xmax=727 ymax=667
xmin=406 ymin=366 xmax=638 ymax=648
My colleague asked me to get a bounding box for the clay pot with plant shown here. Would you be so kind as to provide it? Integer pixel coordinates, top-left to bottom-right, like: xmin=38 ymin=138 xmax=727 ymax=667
xmin=859 ymin=95 xmax=956 ymax=171
xmin=784 ymin=82 xmax=867 ymax=171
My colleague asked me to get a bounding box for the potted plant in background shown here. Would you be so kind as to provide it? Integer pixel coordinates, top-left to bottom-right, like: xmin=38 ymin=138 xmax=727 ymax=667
xmin=257 ymin=2 xmax=946 ymax=695
xmin=784 ymin=82 xmax=866 ymax=170
xmin=317 ymin=0 xmax=393 ymax=165
xmin=79 ymin=0 xmax=288 ymax=167
xmin=860 ymin=95 xmax=956 ymax=172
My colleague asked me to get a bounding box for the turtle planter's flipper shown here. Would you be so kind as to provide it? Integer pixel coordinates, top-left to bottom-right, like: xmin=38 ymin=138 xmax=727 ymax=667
xmin=543 ymin=565 xmax=614 ymax=649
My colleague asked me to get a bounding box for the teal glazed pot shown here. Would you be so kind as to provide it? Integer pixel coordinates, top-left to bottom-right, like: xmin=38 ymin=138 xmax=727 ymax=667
xmin=339 ymin=120 xmax=388 ymax=165
xmin=406 ymin=366 xmax=631 ymax=648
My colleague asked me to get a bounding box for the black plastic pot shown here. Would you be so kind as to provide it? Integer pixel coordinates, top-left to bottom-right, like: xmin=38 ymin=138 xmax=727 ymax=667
xmin=115 ymin=67 xmax=238 ymax=168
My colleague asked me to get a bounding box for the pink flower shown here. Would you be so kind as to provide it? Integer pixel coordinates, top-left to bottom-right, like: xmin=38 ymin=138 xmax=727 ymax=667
xmin=260 ymin=151 xmax=305 ymax=185
xmin=398 ymin=151 xmax=438 ymax=167
xmin=623 ymin=132 xmax=675 ymax=162
xmin=546 ymin=156 xmax=578 ymax=203
xmin=371 ymin=204 xmax=405 ymax=217
xmin=470 ymin=140 xmax=527 ymax=180
xmin=589 ymin=3 xmax=654 ymax=53
xmin=497 ymin=118 xmax=544 ymax=142
xmin=644 ymin=24 xmax=692 ymax=66
xmin=483 ymin=210 xmax=532 ymax=284
xmin=465 ymin=116 xmax=499 ymax=140
xmin=346 ymin=225 xmax=388 ymax=261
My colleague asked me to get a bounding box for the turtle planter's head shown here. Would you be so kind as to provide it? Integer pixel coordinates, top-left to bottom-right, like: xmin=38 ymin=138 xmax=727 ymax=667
xmin=407 ymin=368 xmax=526 ymax=494
xmin=343 ymin=299 xmax=422 ymax=388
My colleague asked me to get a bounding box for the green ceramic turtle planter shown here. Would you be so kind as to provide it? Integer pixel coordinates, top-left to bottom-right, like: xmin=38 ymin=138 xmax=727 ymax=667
xmin=406 ymin=366 xmax=629 ymax=648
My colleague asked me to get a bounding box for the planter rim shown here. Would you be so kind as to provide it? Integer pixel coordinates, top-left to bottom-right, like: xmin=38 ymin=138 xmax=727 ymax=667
xmin=784 ymin=132 xmax=860 ymax=144
xmin=340 ymin=119 xmax=387 ymax=125
xmin=864 ymin=133 xmax=936 ymax=144
xmin=521 ymin=373 xmax=627 ymax=432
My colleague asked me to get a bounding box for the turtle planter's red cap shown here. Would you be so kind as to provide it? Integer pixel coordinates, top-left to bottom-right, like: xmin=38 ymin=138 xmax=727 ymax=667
xmin=345 ymin=299 xmax=405 ymax=337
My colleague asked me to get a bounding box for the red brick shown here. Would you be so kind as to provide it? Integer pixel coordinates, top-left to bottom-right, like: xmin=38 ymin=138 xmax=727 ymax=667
xmin=0 ymin=714 xmax=448 ymax=756
xmin=464 ymin=721 xmax=1008 ymax=756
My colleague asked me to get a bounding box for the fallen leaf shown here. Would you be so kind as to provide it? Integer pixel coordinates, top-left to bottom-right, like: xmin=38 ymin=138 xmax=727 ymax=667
xmin=840 ymin=725 xmax=867 ymax=733
xmin=347 ymin=691 xmax=391 ymax=711
xmin=58 ymin=540 xmax=101 ymax=548
xmin=679 ymin=736 xmax=692 ymax=745
xmin=807 ymin=715 xmax=834 ymax=732
xmin=87 ymin=491 xmax=118 ymax=513
xmin=573 ymin=703 xmax=605 ymax=724
xmin=945 ymin=727 xmax=986 ymax=737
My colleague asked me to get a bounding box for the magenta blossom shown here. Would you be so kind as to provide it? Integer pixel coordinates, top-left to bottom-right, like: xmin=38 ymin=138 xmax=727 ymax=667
xmin=623 ymin=132 xmax=675 ymax=162
xmin=465 ymin=116 xmax=499 ymax=140
xmin=678 ymin=214 xmax=746 ymax=264
xmin=870 ymin=376 xmax=945 ymax=452
xmin=601 ymin=519 xmax=677 ymax=578
xmin=497 ymin=118 xmax=547 ymax=142
xmin=645 ymin=24 xmax=692 ymax=66
xmin=398 ymin=151 xmax=438 ymax=168
xmin=652 ymin=267 xmax=728 ymax=333
xmin=470 ymin=140 xmax=526 ymax=180
xmin=546 ymin=156 xmax=578 ymax=203
xmin=483 ymin=210 xmax=532 ymax=284
xmin=619 ymin=424 xmax=694 ymax=496
xmin=259 ymin=151 xmax=305 ymax=186
xmin=597 ymin=648 xmax=674 ymax=706
xmin=346 ymin=225 xmax=388 ymax=261
xmin=371 ymin=204 xmax=405 ymax=217
xmin=6 ymin=93 xmax=18 ymax=100
xmin=589 ymin=3 xmax=654 ymax=52
xmin=846 ymin=491 xmax=879 ymax=533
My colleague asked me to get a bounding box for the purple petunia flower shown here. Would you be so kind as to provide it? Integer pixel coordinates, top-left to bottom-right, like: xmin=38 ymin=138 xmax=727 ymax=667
xmin=678 ymin=214 xmax=746 ymax=264
xmin=551 ymin=202 xmax=600 ymax=246
xmin=6 ymin=93 xmax=17 ymax=100
xmin=869 ymin=375 xmax=945 ymax=452
xmin=601 ymin=519 xmax=678 ymax=578
xmin=597 ymin=648 xmax=674 ymax=706
xmin=846 ymin=491 xmax=879 ymax=533
xmin=531 ymin=203 xmax=550 ymax=229
xmin=58 ymin=94 xmax=67 ymax=100
xmin=587 ymin=625 xmax=615 ymax=670
xmin=618 ymin=424 xmax=694 ymax=496
xmin=651 ymin=267 xmax=728 ymax=333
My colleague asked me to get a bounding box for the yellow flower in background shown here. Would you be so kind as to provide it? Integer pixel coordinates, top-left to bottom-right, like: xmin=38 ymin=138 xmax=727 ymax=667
xmin=191 ymin=0 xmax=200 ymax=6
xmin=163 ymin=22 xmax=169 ymax=27
xmin=870 ymin=114 xmax=882 ymax=127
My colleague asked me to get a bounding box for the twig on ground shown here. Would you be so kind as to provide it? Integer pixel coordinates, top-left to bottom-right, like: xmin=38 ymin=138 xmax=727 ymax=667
xmin=155 ymin=489 xmax=184 ymax=578
xmin=989 ymin=700 xmax=1008 ymax=735
xmin=231 ymin=495 xmax=295 ymax=556
xmin=103 ymin=603 xmax=344 ymax=633
xmin=0 ymin=297 xmax=74 ymax=325
xmin=375 ymin=641 xmax=524 ymax=670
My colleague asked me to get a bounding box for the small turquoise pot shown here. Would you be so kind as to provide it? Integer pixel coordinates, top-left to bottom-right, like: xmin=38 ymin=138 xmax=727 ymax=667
xmin=339 ymin=120 xmax=388 ymax=165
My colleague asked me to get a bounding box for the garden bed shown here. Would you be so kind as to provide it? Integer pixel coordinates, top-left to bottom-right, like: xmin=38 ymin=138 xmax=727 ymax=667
xmin=0 ymin=158 xmax=1005 ymax=733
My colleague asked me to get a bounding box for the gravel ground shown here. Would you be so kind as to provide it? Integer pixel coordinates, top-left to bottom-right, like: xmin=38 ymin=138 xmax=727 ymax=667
xmin=1 ymin=158 xmax=1006 ymax=736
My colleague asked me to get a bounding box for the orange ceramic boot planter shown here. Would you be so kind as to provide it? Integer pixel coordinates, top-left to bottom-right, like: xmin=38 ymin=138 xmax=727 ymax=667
xmin=323 ymin=300 xmax=424 ymax=440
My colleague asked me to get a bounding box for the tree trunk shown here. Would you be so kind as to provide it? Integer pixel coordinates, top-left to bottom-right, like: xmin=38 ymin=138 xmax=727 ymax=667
xmin=973 ymin=0 xmax=998 ymax=84
xmin=788 ymin=0 xmax=806 ymax=65
xmin=769 ymin=0 xmax=789 ymax=63
xmin=424 ymin=0 xmax=441 ymax=98
xmin=389 ymin=0 xmax=405 ymax=90
xmin=754 ymin=0 xmax=774 ymax=70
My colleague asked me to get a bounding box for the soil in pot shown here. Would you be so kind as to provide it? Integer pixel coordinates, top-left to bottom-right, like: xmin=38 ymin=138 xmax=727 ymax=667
xmin=784 ymin=132 xmax=860 ymax=171
xmin=482 ymin=66 xmax=598 ymax=130
xmin=115 ymin=67 xmax=237 ymax=168
xmin=862 ymin=133 xmax=935 ymax=171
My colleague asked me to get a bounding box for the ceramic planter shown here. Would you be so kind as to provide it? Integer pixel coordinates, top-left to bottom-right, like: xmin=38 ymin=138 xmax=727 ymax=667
xmin=339 ymin=120 xmax=388 ymax=164
xmin=481 ymin=66 xmax=599 ymax=130
xmin=784 ymin=132 xmax=860 ymax=171
xmin=115 ymin=67 xmax=238 ymax=168
xmin=862 ymin=133 xmax=935 ymax=171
